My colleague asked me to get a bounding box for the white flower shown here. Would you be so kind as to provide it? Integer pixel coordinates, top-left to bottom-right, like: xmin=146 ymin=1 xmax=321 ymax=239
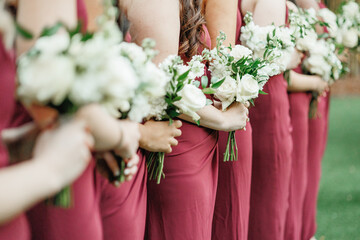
xmin=17 ymin=54 xmax=75 ymax=105
xmin=342 ymin=28 xmax=358 ymax=48
xmin=209 ymin=59 xmax=230 ymax=79
xmin=128 ymin=94 xmax=151 ymax=122
xmin=236 ymin=74 xmax=260 ymax=103
xmin=34 ymin=34 xmax=70 ymax=55
xmin=188 ymin=59 xmax=205 ymax=80
xmin=296 ymin=30 xmax=318 ymax=51
xmin=342 ymin=1 xmax=360 ymax=19
xmin=318 ymin=8 xmax=338 ymax=38
xmin=229 ymin=45 xmax=253 ymax=61
xmin=174 ymin=84 xmax=206 ymax=121
xmin=214 ymin=75 xmax=237 ymax=111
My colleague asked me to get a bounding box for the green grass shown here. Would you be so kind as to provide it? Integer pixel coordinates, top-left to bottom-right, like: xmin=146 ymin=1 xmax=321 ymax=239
xmin=315 ymin=97 xmax=360 ymax=240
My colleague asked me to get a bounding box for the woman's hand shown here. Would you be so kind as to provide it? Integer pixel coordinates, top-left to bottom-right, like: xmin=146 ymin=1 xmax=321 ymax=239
xmin=139 ymin=120 xmax=182 ymax=153
xmin=220 ymin=102 xmax=249 ymax=132
xmin=311 ymin=75 xmax=329 ymax=96
xmin=96 ymin=151 xmax=140 ymax=186
xmin=287 ymin=49 xmax=304 ymax=70
xmin=113 ymin=120 xmax=141 ymax=159
xmin=33 ymin=119 xmax=94 ymax=188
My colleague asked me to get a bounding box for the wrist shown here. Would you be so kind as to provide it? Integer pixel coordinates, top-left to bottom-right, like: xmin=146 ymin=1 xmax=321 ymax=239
xmin=138 ymin=123 xmax=148 ymax=150
xmin=30 ymin=159 xmax=64 ymax=196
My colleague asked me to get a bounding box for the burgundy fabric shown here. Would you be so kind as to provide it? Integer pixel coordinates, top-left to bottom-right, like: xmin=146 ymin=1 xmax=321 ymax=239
xmin=300 ymin=3 xmax=330 ymax=239
xmin=26 ymin=2 xmax=103 ymax=240
xmin=248 ymin=72 xmax=293 ymax=240
xmin=146 ymin=27 xmax=219 ymax=240
xmin=98 ymin=151 xmax=147 ymax=240
xmin=248 ymin=4 xmax=293 ymax=239
xmin=212 ymin=7 xmax=252 ymax=240
xmin=284 ymin=66 xmax=312 ymax=240
xmin=27 ymin=161 xmax=103 ymax=240
xmin=0 ymin=34 xmax=31 ymax=240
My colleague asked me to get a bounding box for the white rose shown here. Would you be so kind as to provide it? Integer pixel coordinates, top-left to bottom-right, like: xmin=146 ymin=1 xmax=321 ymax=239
xmin=174 ymin=84 xmax=206 ymax=121
xmin=35 ymin=34 xmax=70 ymax=55
xmin=17 ymin=54 xmax=75 ymax=105
xmin=214 ymin=75 xmax=237 ymax=111
xmin=304 ymin=54 xmax=331 ymax=81
xmin=296 ymin=31 xmax=318 ymax=51
xmin=343 ymin=1 xmax=359 ymax=19
xmin=342 ymin=28 xmax=358 ymax=48
xmin=236 ymin=74 xmax=260 ymax=103
xmin=229 ymin=45 xmax=253 ymax=61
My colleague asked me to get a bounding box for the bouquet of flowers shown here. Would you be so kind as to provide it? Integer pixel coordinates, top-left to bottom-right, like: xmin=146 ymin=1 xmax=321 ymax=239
xmin=324 ymin=0 xmax=360 ymax=50
xmin=144 ymin=54 xmax=209 ymax=184
xmin=240 ymin=12 xmax=296 ymax=76
xmin=201 ymin=32 xmax=271 ymax=162
xmin=17 ymin=1 xmax=168 ymax=205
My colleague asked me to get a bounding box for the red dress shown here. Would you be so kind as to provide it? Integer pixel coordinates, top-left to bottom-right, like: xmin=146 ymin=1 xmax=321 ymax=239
xmin=26 ymin=2 xmax=103 ymax=240
xmin=146 ymin=27 xmax=219 ymax=240
xmin=301 ymin=3 xmax=330 ymax=239
xmin=212 ymin=5 xmax=252 ymax=240
xmin=284 ymin=66 xmax=312 ymax=240
xmin=0 ymin=33 xmax=31 ymax=240
xmin=97 ymin=151 xmax=147 ymax=240
xmin=248 ymin=4 xmax=293 ymax=240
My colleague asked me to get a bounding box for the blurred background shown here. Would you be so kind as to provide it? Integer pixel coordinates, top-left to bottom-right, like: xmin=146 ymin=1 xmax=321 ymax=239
xmin=316 ymin=1 xmax=360 ymax=239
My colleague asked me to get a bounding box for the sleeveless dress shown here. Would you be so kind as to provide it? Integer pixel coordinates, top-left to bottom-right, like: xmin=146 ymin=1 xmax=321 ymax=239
xmin=26 ymin=2 xmax=103 ymax=239
xmin=247 ymin=4 xmax=293 ymax=240
xmin=0 ymin=33 xmax=31 ymax=240
xmin=146 ymin=27 xmax=219 ymax=240
xmin=212 ymin=4 xmax=252 ymax=240
xmin=284 ymin=65 xmax=312 ymax=240
xmin=301 ymin=3 xmax=330 ymax=239
xmin=97 ymin=151 xmax=147 ymax=240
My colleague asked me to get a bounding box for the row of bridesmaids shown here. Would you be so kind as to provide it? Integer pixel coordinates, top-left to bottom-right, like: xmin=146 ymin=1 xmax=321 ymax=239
xmin=0 ymin=0 xmax=333 ymax=239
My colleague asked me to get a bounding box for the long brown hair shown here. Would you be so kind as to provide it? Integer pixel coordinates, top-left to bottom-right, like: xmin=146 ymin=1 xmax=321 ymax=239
xmin=179 ymin=0 xmax=207 ymax=58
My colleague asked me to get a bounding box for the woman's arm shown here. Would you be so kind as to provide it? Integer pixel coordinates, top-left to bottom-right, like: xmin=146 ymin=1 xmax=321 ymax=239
xmin=16 ymin=0 xmax=77 ymax=56
xmin=124 ymin=0 xmax=180 ymax=64
xmin=0 ymin=120 xmax=93 ymax=224
xmin=252 ymin=0 xmax=286 ymax=26
xmin=204 ymin=0 xmax=238 ymax=48
xmin=287 ymin=70 xmax=329 ymax=93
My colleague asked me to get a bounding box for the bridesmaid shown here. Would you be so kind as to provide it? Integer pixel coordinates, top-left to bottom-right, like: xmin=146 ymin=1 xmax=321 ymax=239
xmin=21 ymin=1 xmax=140 ymax=239
xmin=239 ymin=0 xmax=302 ymax=239
xmin=284 ymin=2 xmax=329 ymax=240
xmin=146 ymin=1 xmax=249 ymax=239
xmin=0 ymin=1 xmax=92 ymax=239
xmin=301 ymin=1 xmax=331 ymax=239
xmin=203 ymin=0 xmax=253 ymax=239
xmin=83 ymin=0 xmax=183 ymax=239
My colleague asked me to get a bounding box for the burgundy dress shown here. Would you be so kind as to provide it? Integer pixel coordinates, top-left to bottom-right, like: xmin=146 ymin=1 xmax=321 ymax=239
xmin=301 ymin=3 xmax=330 ymax=240
xmin=146 ymin=27 xmax=219 ymax=240
xmin=212 ymin=6 xmax=252 ymax=240
xmin=26 ymin=2 xmax=103 ymax=240
xmin=284 ymin=66 xmax=312 ymax=240
xmin=248 ymin=4 xmax=293 ymax=240
xmin=0 ymin=33 xmax=31 ymax=240
xmin=97 ymin=151 xmax=147 ymax=240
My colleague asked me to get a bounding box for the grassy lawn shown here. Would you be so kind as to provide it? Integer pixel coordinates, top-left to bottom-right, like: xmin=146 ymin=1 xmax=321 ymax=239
xmin=315 ymin=97 xmax=360 ymax=240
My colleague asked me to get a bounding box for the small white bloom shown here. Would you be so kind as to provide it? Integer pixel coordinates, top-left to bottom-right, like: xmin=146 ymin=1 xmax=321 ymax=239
xmin=34 ymin=34 xmax=70 ymax=55
xmin=342 ymin=28 xmax=358 ymax=48
xmin=174 ymin=84 xmax=206 ymax=121
xmin=236 ymin=74 xmax=260 ymax=103
xmin=229 ymin=45 xmax=253 ymax=61
xmin=214 ymin=75 xmax=237 ymax=111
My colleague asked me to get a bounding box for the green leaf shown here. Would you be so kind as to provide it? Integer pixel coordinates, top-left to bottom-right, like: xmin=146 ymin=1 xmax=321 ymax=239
xmin=40 ymin=22 xmax=63 ymax=37
xmin=201 ymin=76 xmax=208 ymax=89
xmin=177 ymin=70 xmax=190 ymax=82
xmin=206 ymin=99 xmax=214 ymax=106
xmin=193 ymin=80 xmax=200 ymax=88
xmin=259 ymin=90 xmax=268 ymax=95
xmin=81 ymin=32 xmax=94 ymax=42
xmin=211 ymin=78 xmax=225 ymax=89
xmin=173 ymin=96 xmax=182 ymax=102
xmin=195 ymin=120 xmax=200 ymax=126
xmin=202 ymin=88 xmax=216 ymax=95
xmin=69 ymin=22 xmax=82 ymax=38
xmin=16 ymin=23 xmax=33 ymax=40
